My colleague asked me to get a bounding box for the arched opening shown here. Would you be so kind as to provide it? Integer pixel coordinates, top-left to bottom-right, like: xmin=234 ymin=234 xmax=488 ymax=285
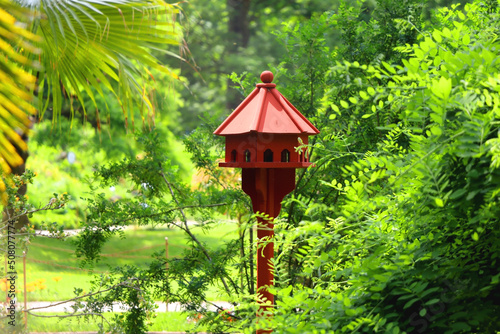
xmin=281 ymin=149 xmax=290 ymax=162
xmin=245 ymin=149 xmax=251 ymax=162
xmin=230 ymin=150 xmax=237 ymax=162
xmin=264 ymin=149 xmax=273 ymax=162
xmin=299 ymin=152 xmax=303 ymax=162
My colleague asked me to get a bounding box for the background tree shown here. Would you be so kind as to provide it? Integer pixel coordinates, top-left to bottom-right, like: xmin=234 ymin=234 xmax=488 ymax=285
xmin=5 ymin=0 xmax=498 ymax=333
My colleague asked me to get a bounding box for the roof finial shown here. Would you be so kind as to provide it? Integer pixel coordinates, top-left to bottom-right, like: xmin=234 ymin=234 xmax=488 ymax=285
xmin=260 ymin=71 xmax=274 ymax=84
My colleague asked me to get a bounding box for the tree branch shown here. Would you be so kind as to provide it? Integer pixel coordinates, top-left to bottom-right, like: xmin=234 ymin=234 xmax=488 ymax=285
xmin=119 ymin=203 xmax=227 ymax=225
xmin=158 ymin=166 xmax=233 ymax=296
xmin=26 ymin=311 xmax=111 ymax=326
xmin=24 ymin=280 xmax=136 ymax=312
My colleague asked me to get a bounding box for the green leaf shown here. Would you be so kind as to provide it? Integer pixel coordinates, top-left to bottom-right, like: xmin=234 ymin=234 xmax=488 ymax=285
xmin=433 ymin=56 xmax=442 ymax=68
xmin=491 ymin=273 xmax=500 ymax=285
xmin=320 ymin=252 xmax=329 ymax=261
xmin=419 ymin=309 xmax=427 ymax=317
xmin=472 ymin=232 xmax=479 ymax=241
xmin=451 ymin=322 xmax=471 ymax=331
xmin=382 ymin=61 xmax=396 ymax=74
xmin=340 ymin=100 xmax=349 ymax=109
xmin=450 ymin=189 xmax=467 ymax=199
xmin=430 ymin=126 xmax=442 ymax=136
xmin=462 ymin=34 xmax=470 ymax=45
xmin=420 ymin=287 xmax=441 ymax=298
xmin=403 ymin=297 xmax=420 ymax=310
xmin=435 ymin=198 xmax=444 ymax=207
xmin=424 ymin=299 xmax=440 ymax=306
xmin=433 ymin=77 xmax=452 ymax=100
xmin=432 ymin=30 xmax=442 ymax=43
xmin=345 ymin=308 xmax=357 ymax=316
xmin=442 ymin=27 xmax=452 ymax=38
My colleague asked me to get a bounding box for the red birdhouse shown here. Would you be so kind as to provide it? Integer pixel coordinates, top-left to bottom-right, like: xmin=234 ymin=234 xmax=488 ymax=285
xmin=214 ymin=71 xmax=319 ymax=333
xmin=214 ymin=71 xmax=319 ymax=168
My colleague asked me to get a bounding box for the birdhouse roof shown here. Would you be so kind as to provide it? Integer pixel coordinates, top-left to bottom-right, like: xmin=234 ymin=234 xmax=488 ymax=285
xmin=214 ymin=71 xmax=320 ymax=136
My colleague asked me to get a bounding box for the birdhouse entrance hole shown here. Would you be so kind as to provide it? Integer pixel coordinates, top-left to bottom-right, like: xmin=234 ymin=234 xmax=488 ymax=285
xmin=264 ymin=149 xmax=273 ymax=162
xmin=281 ymin=149 xmax=290 ymax=162
xmin=231 ymin=150 xmax=237 ymax=162
xmin=245 ymin=150 xmax=252 ymax=162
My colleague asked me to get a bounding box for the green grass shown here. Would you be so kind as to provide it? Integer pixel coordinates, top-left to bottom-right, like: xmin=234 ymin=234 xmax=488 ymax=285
xmin=9 ymin=222 xmax=238 ymax=302
xmin=27 ymin=311 xmax=208 ymax=332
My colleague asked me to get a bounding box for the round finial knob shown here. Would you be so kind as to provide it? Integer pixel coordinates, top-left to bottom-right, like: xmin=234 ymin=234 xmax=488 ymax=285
xmin=260 ymin=71 xmax=274 ymax=83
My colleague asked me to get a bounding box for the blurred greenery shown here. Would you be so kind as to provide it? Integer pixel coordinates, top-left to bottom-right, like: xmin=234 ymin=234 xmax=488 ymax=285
xmin=5 ymin=0 xmax=499 ymax=333
xmin=26 ymin=118 xmax=194 ymax=229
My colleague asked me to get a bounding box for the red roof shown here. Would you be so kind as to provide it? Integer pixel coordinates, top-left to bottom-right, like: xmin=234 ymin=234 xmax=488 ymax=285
xmin=214 ymin=71 xmax=320 ymax=136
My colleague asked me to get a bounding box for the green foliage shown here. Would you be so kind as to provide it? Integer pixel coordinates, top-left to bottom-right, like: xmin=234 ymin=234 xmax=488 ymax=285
xmin=337 ymin=0 xmax=423 ymax=64
xmin=28 ymin=0 xmax=182 ymax=123
xmin=1 ymin=0 xmax=183 ymax=191
xmin=11 ymin=1 xmax=500 ymax=333
xmin=72 ymin=1 xmax=500 ymax=332
xmin=1 ymin=168 xmax=69 ymax=231
xmin=261 ymin=1 xmax=500 ymax=333
xmin=25 ymin=113 xmax=193 ymax=230
xmin=73 ymin=129 xmax=248 ymax=332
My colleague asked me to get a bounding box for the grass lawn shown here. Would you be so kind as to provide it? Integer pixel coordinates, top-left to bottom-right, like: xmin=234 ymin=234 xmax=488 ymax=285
xmin=27 ymin=311 xmax=209 ymax=332
xmin=7 ymin=222 xmax=238 ymax=302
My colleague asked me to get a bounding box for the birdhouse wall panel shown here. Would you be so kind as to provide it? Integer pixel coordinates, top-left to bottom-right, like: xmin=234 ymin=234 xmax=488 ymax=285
xmin=224 ymin=134 xmax=309 ymax=164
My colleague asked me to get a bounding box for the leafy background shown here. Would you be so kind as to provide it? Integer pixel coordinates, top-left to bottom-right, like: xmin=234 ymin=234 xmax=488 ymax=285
xmin=2 ymin=0 xmax=500 ymax=333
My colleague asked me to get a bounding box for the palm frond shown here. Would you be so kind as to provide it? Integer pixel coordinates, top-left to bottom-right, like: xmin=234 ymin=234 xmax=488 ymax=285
xmin=33 ymin=0 xmax=182 ymax=123
xmin=0 ymin=0 xmax=40 ymax=177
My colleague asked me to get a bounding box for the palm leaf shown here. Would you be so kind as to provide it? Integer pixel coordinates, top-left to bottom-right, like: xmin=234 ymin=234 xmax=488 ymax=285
xmin=32 ymin=0 xmax=182 ymax=124
xmin=1 ymin=0 xmax=182 ymax=197
xmin=0 ymin=0 xmax=40 ymax=179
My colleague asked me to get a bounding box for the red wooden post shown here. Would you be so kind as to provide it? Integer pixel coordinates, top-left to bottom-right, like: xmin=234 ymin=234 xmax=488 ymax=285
xmin=214 ymin=71 xmax=319 ymax=333
xmin=243 ymin=168 xmax=295 ymax=306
